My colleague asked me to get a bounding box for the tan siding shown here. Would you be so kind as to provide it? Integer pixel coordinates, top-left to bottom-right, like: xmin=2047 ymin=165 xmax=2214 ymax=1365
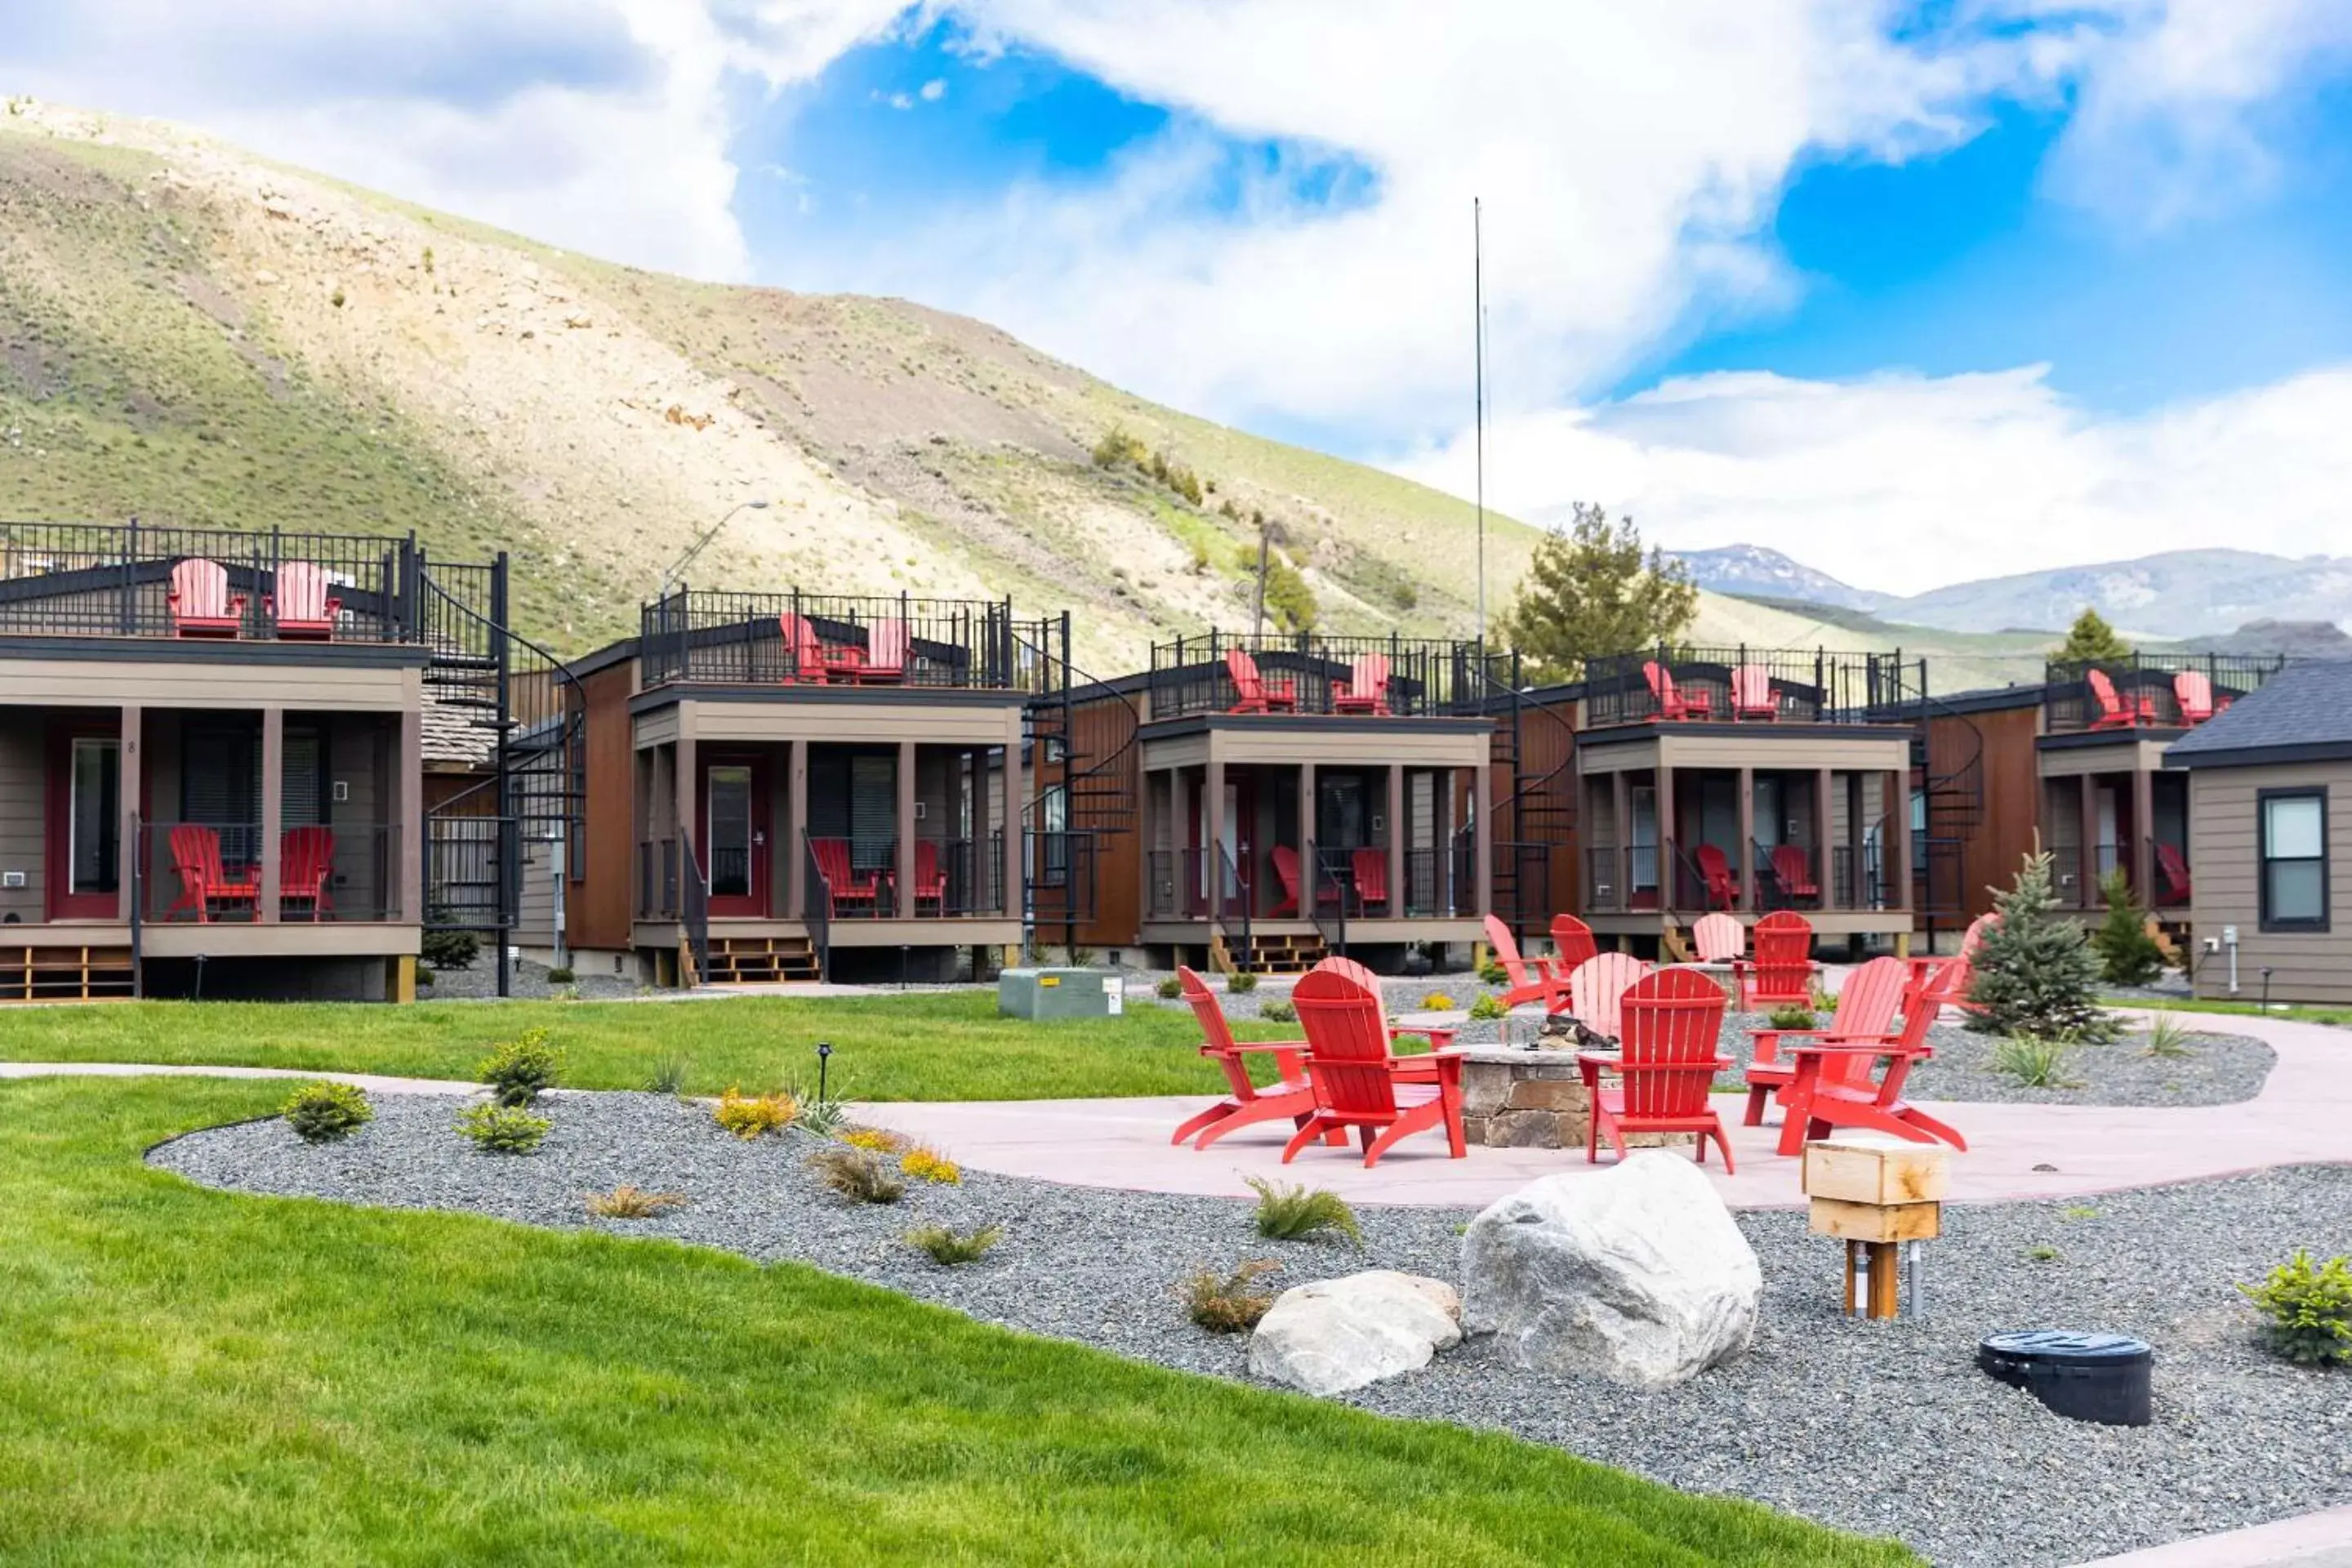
xmin=686 ymin=700 xmax=1014 ymax=746
xmin=0 ymin=656 xmax=414 ymax=710
xmin=2189 ymin=764 xmax=2352 ymax=1004
xmin=1659 ymin=733 xmax=1910 ymax=772
xmin=0 ymin=714 xmax=44 ymax=920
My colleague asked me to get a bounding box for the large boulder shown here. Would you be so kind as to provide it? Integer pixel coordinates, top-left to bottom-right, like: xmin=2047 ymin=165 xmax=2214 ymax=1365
xmin=1461 ymin=1152 xmax=1759 ymax=1388
xmin=1247 ymin=1271 xmax=1463 ymax=1396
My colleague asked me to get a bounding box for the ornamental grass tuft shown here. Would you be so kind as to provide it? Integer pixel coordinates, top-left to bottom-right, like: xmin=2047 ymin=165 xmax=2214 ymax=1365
xmin=906 ymin=1223 xmax=1004 ymax=1266
xmin=899 ymin=1147 xmax=961 ymax=1185
xmin=1184 ymin=1260 xmax=1281 ymax=1334
xmin=713 ymin=1088 xmax=797 ymax=1139
xmin=808 ymin=1145 xmax=906 ymax=1204
xmin=586 ymin=1184 xmax=684 ymax=1219
xmin=1245 ymin=1177 xmax=1361 ymax=1247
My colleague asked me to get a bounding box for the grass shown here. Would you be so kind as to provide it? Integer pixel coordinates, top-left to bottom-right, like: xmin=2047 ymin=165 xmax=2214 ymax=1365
xmin=0 ymin=991 xmax=1296 ymax=1102
xmin=0 ymin=1077 xmax=1915 ymax=1564
xmin=2102 ymin=996 xmax=2352 ymax=1027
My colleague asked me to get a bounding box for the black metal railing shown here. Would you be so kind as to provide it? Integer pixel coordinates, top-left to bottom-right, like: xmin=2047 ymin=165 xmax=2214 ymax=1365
xmin=1829 ymin=838 xmax=1891 ymax=911
xmin=1753 ymin=840 xmax=1824 ymax=911
xmin=803 ymin=835 xmax=897 ymax=919
xmin=1025 ymin=829 xmax=1100 ymax=929
xmin=2049 ymin=842 xmax=2122 ymax=909
xmin=1307 ymin=840 xmax=1379 ymax=956
xmin=1494 ymin=840 xmax=1559 ymax=937
xmin=801 ymin=833 xmax=831 ymax=982
xmin=640 ymin=589 xmax=1059 ymax=693
xmin=2042 ymin=653 xmax=2287 ymax=735
xmin=637 ymin=838 xmax=681 ymax=920
xmin=911 ymin=835 xmax=1004 ymax=917
xmin=1147 ymin=630 xmax=1517 ymax=720
xmin=679 ymin=829 xmax=710 ymax=983
xmin=1403 ymin=839 xmax=1476 ymax=919
xmin=2149 ymin=835 xmax=2192 ymax=908
xmin=1583 ymin=647 xmax=1927 ymax=728
xmin=0 ymin=521 xmax=452 ymax=642
xmin=139 ymin=821 xmax=403 ymax=922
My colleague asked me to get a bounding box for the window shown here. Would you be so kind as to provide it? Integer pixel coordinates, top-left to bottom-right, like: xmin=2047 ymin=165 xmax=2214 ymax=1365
xmin=2259 ymin=788 xmax=2329 ymax=932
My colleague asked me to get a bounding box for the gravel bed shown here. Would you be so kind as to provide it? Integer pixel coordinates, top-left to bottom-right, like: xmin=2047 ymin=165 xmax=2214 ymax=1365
xmin=155 ymin=1093 xmax=2352 ymax=1566
xmin=421 ymin=956 xmax=647 ymax=1002
xmin=1135 ymin=971 xmax=1521 ymax=1045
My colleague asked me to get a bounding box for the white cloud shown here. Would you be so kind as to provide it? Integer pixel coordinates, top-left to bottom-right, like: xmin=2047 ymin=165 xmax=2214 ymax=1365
xmin=1390 ymin=363 xmax=2352 ymax=595
xmin=920 ymin=77 xmax=947 ymax=100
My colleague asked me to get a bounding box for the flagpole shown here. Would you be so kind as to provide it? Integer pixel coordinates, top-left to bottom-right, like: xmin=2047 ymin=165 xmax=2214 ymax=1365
xmin=1474 ymin=196 xmax=1486 ymax=648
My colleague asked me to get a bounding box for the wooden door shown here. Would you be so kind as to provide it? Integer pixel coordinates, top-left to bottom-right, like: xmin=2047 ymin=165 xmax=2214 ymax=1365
xmin=698 ymin=754 xmax=769 ymax=918
xmin=45 ymin=725 xmax=122 ymax=920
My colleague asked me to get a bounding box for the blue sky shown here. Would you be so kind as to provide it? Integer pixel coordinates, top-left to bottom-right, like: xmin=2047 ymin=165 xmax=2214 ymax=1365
xmin=11 ymin=0 xmax=2352 ymax=590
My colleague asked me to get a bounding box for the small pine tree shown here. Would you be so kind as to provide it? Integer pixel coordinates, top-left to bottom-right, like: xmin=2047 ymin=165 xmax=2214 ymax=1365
xmin=2089 ymin=868 xmax=2165 ymax=987
xmin=1968 ymin=851 xmax=2117 ymax=1040
xmin=1495 ymin=502 xmax=1698 ymax=684
xmin=2056 ymin=608 xmax=2132 ymax=663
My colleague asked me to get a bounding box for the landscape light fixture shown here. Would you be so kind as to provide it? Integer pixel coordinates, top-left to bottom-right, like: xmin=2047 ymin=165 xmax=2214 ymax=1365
xmin=816 ymin=1040 xmax=833 ymax=1105
xmin=657 ymin=497 xmax=771 ymax=597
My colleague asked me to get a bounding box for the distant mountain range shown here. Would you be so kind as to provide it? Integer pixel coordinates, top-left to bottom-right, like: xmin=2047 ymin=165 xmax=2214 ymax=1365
xmin=1668 ymin=546 xmax=2352 ymax=643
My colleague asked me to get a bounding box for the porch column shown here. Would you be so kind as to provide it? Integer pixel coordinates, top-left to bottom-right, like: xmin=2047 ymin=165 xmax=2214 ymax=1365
xmin=1387 ymin=764 xmax=1405 ymax=921
xmin=1655 ymin=760 xmax=1676 ymax=911
xmin=897 ymin=739 xmax=918 ymax=920
xmin=398 ymin=705 xmax=423 ymax=924
xmin=1000 ymin=710 xmax=1024 ymax=928
xmin=1472 ymin=760 xmax=1494 ymax=917
xmin=1298 ymin=760 xmax=1316 ymax=911
xmin=1205 ymin=751 xmax=1226 ymax=914
xmin=2131 ymin=761 xmax=2155 ymax=906
xmin=2078 ymin=773 xmax=2097 ymax=910
xmin=1610 ymin=769 xmax=1629 ymax=911
xmin=1815 ymin=768 xmax=1835 ymax=909
xmin=786 ymin=739 xmax=808 ymax=917
xmin=117 ymin=705 xmax=141 ymax=923
xmin=1736 ymin=766 xmax=1756 ymax=912
xmin=1883 ymin=768 xmax=1910 ymax=913
xmin=259 ymin=706 xmax=283 ymax=923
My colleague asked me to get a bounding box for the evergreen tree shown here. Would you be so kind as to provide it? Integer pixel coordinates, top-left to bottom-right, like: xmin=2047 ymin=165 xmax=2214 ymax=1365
xmin=1967 ymin=850 xmax=2117 ymax=1040
xmin=2089 ymin=867 xmax=2166 ymax=987
xmin=2056 ymin=608 xmax=2133 ymax=663
xmin=1496 ymin=502 xmax=1697 ymax=681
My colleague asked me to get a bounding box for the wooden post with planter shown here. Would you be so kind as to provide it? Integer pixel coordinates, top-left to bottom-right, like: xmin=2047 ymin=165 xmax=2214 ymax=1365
xmin=1803 ymin=1136 xmax=1949 ymax=1321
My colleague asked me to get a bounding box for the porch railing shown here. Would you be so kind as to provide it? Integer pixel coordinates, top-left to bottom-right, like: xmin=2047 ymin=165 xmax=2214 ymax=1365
xmin=1024 ymin=829 xmax=1099 ymax=930
xmin=912 ymin=835 xmax=1004 ymax=918
xmin=640 ymin=589 xmax=1059 ymax=693
xmin=1147 ymin=630 xmax=1517 ymax=720
xmin=1582 ymin=646 xmax=1927 ymax=728
xmin=679 ymin=829 xmax=710 ymax=983
xmin=637 ymin=837 xmax=681 ymax=920
xmin=138 ymin=821 xmax=403 ymax=923
xmin=2043 ymin=653 xmax=2289 ymax=735
xmin=801 ymin=833 xmax=831 ymax=982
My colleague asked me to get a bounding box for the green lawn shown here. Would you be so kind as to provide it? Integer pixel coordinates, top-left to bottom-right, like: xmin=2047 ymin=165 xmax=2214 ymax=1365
xmin=0 ymin=992 xmax=1305 ymax=1102
xmin=2104 ymin=995 xmax=2352 ymax=1027
xmin=0 ymin=1077 xmax=1915 ymax=1565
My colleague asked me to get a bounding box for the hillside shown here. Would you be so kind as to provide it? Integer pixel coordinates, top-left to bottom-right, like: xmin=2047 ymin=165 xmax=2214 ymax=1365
xmin=1668 ymin=545 xmax=1892 ymax=614
xmin=2 ymin=102 xmax=1573 ymax=670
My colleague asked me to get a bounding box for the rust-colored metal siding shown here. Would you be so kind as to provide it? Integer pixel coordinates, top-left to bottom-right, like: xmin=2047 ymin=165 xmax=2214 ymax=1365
xmin=1936 ymin=702 xmax=2040 ymax=916
xmin=1490 ymin=701 xmax=1579 ymax=916
xmin=570 ymin=662 xmax=637 ymax=952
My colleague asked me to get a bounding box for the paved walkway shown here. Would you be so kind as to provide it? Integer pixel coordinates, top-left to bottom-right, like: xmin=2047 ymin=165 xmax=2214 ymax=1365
xmin=0 ymin=1062 xmax=482 ymax=1095
xmin=853 ymin=1008 xmax=2352 ymax=1209
xmin=2074 ymin=1505 xmax=2352 ymax=1567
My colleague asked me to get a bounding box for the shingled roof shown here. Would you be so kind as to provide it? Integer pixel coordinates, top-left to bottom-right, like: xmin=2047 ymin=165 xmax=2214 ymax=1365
xmin=2165 ymin=660 xmax=2352 ymax=768
xmin=421 ymin=693 xmax=498 ymax=769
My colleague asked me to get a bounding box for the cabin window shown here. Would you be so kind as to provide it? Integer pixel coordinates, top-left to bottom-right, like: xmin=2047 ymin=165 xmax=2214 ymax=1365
xmin=2258 ymin=789 xmax=2328 ymax=933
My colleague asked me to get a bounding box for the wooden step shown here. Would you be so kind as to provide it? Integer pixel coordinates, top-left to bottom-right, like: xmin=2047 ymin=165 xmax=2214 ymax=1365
xmin=1236 ymin=932 xmax=1328 ymax=975
xmin=0 ymin=946 xmax=137 ymax=1003
xmin=697 ymin=935 xmax=821 ymax=986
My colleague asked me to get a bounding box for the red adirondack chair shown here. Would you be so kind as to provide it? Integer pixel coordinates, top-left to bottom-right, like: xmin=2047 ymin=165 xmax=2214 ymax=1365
xmin=1284 ymin=965 xmax=1466 ymax=1167
xmin=1690 ymin=911 xmax=1744 ymax=963
xmin=1694 ymin=843 xmax=1739 ymax=911
xmin=855 ymin=619 xmax=911 ymax=684
xmin=1168 ymin=965 xmax=1338 ymax=1151
xmin=1350 ymin=846 xmax=1390 ymax=912
xmin=1732 ymin=909 xmax=1817 ymax=1009
xmin=779 ymin=614 xmax=831 ymax=684
xmin=279 ymin=826 xmax=336 ymax=919
xmin=1308 ymin=954 xmax=1459 ymax=1066
xmin=1643 ymin=660 xmax=1711 ymax=721
xmin=1267 ymin=845 xmax=1303 ymax=916
xmin=1770 ymin=843 xmax=1820 ymax=904
xmin=2086 ymin=668 xmax=2154 ymax=729
xmin=2149 ymin=841 xmax=2192 ymax=906
xmin=1742 ymin=954 xmax=1907 ymax=1133
xmin=168 ymin=558 xmax=246 ymax=639
xmin=1567 ymin=951 xmax=1654 ymax=1041
xmin=167 ymin=824 xmax=258 ymax=921
xmin=1779 ymin=960 xmax=1971 ymax=1156
xmin=265 ymin=560 xmax=342 ymax=640
xmin=1225 ymin=648 xmax=1296 ymax=714
xmin=1332 ymin=653 xmax=1392 ymax=715
xmin=1906 ymin=911 xmax=1996 ymax=989
xmin=1579 ymin=967 xmax=1735 ymax=1172
xmin=1731 ymin=665 xmax=1777 ymax=720
xmin=2173 ymin=669 xmax=2228 ymax=724
xmin=809 ymin=836 xmax=878 ymax=912
xmin=1549 ymin=913 xmax=1599 ymax=974
xmin=1483 ymin=913 xmax=1570 ymax=1013
xmin=911 ymin=839 xmax=948 ymax=911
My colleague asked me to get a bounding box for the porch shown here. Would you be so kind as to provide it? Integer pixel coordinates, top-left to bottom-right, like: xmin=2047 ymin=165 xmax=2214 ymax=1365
xmin=2038 ymin=745 xmax=2193 ymax=915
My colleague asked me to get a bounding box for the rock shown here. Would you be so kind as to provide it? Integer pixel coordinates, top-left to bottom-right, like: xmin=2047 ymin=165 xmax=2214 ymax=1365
xmin=1247 ymin=1271 xmax=1462 ymax=1396
xmin=1461 ymin=1152 xmax=1758 ymax=1388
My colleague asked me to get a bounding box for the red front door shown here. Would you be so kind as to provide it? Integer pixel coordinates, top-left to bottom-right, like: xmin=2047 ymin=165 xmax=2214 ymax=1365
xmin=44 ymin=724 xmax=123 ymax=920
xmin=697 ymin=754 xmax=769 ymax=918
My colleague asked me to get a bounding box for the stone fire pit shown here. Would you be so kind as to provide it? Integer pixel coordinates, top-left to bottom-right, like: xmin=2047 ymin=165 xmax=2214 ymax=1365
xmin=1460 ymin=1045 xmax=1694 ymax=1152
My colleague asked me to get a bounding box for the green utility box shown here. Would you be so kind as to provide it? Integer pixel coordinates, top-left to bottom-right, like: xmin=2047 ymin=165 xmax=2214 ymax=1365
xmin=998 ymin=968 xmax=1124 ymax=1021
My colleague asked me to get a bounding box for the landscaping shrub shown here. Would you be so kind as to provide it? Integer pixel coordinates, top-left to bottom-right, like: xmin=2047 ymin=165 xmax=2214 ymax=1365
xmin=1968 ymin=851 xmax=2117 ymax=1041
xmin=281 ymin=1080 xmax=372 ymax=1143
xmin=1477 ymin=958 xmax=1509 ymax=987
xmin=2141 ymin=1011 xmax=2194 ymax=1059
xmin=586 ymin=1184 xmax=684 ymax=1219
xmin=421 ymin=924 xmax=478 ymax=972
xmin=792 ymin=1093 xmax=849 ymax=1138
xmin=1468 ymin=994 xmax=1505 ymax=1022
xmin=1767 ymin=1004 xmax=1819 ymax=1031
xmin=1245 ymin=1177 xmax=1361 ymax=1247
xmin=1185 ymin=1260 xmax=1281 ymax=1334
xmin=1155 ymin=975 xmax=1183 ymax=1000
xmin=714 ymin=1088 xmax=797 ymax=1139
xmin=1992 ymin=1034 xmax=2081 ymax=1089
xmin=2238 ymin=1250 xmax=2352 ymax=1366
xmin=808 ymin=1146 xmax=906 ymax=1204
xmin=476 ymin=1028 xmax=563 ymax=1107
xmin=644 ymin=1055 xmax=691 ymax=1094
xmin=906 ymin=1223 xmax=1004 ymax=1265
xmin=841 ymin=1126 xmax=911 ymax=1155
xmin=1258 ymin=1000 xmax=1297 ymax=1023
xmin=900 ymin=1147 xmax=961 ymax=1185
xmin=1420 ymin=990 xmax=1454 ymax=1011
xmin=1227 ymin=970 xmax=1258 ymax=993
xmin=458 ymin=1102 xmax=550 ymax=1154
xmin=545 ymin=965 xmax=577 ymax=986
xmin=2090 ymin=869 xmax=2166 ymax=988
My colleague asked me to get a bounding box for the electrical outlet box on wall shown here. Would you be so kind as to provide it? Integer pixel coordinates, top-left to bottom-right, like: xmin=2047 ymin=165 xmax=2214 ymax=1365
xmin=1 ymin=871 xmax=24 ymax=889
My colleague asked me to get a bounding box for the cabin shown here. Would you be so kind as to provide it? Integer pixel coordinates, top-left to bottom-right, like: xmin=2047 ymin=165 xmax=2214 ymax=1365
xmin=0 ymin=522 xmax=501 ymax=1001
xmin=2164 ymin=660 xmax=2352 ymax=1004
xmin=1572 ymin=648 xmax=1927 ymax=956
xmin=1045 ymin=632 xmax=1573 ymax=973
xmin=537 ymin=589 xmax=1067 ymax=986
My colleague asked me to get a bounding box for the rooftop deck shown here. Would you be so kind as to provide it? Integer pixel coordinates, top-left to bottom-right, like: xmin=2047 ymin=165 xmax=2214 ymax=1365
xmin=639 ymin=589 xmax=1062 ymax=694
xmin=1581 ymin=647 xmax=1927 ymax=729
xmin=1146 ymin=631 xmax=1512 ymax=721
xmin=2042 ymin=653 xmax=2289 ymax=736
